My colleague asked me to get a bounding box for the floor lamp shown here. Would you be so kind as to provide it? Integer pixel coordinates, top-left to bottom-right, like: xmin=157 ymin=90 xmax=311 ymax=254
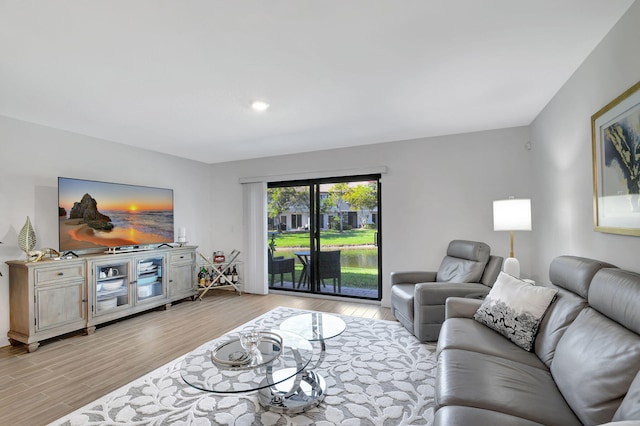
xmin=493 ymin=198 xmax=531 ymax=278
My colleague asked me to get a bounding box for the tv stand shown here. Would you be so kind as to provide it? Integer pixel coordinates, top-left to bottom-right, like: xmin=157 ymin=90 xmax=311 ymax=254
xmin=6 ymin=245 xmax=197 ymax=352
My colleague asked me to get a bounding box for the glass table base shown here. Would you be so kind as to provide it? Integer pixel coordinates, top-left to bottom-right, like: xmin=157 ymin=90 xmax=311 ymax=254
xmin=257 ymin=368 xmax=326 ymax=414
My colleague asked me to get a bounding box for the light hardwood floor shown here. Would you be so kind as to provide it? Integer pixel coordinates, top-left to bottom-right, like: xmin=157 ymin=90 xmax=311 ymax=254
xmin=0 ymin=289 xmax=396 ymax=425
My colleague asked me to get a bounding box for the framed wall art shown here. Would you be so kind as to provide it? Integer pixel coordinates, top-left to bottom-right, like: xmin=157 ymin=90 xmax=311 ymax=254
xmin=592 ymin=80 xmax=640 ymax=236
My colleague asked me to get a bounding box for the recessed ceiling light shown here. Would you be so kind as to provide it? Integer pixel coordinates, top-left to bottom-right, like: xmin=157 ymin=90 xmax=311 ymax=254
xmin=251 ymin=100 xmax=270 ymax=112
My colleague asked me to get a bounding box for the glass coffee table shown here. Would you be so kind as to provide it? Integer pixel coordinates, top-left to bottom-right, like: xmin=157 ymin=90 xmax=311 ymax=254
xmin=260 ymin=312 xmax=346 ymax=413
xmin=180 ymin=328 xmax=313 ymax=398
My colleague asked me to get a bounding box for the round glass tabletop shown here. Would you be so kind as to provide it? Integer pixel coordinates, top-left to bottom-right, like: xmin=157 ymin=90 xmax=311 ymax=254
xmin=180 ymin=328 xmax=313 ymax=394
xmin=280 ymin=313 xmax=346 ymax=342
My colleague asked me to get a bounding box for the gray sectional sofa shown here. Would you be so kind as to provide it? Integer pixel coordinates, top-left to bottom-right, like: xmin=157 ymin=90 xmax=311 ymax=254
xmin=434 ymin=255 xmax=640 ymax=426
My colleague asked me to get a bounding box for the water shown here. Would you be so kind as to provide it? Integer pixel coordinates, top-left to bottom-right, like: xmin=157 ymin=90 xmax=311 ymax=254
xmin=103 ymin=210 xmax=174 ymax=240
xmin=340 ymin=248 xmax=378 ymax=268
xmin=279 ymin=247 xmax=378 ymax=269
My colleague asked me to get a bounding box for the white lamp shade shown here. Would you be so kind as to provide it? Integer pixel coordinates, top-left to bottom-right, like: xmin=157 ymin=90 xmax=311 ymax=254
xmin=493 ymin=199 xmax=532 ymax=231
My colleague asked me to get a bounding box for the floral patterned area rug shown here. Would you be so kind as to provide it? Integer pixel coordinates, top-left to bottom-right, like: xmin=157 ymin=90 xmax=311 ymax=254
xmin=50 ymin=307 xmax=436 ymax=426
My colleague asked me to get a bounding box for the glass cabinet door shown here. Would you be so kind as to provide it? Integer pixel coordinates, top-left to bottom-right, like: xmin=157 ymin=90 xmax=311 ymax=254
xmin=134 ymin=256 xmax=165 ymax=303
xmin=95 ymin=261 xmax=131 ymax=314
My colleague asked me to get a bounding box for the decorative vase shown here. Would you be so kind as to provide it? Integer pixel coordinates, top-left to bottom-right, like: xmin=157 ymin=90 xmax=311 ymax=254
xmin=18 ymin=216 xmax=36 ymax=254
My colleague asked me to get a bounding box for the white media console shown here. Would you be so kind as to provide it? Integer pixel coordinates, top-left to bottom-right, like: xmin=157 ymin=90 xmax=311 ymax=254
xmin=6 ymin=245 xmax=197 ymax=352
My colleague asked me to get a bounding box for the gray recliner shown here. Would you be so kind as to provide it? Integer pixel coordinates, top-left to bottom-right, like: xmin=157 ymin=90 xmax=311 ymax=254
xmin=390 ymin=240 xmax=503 ymax=342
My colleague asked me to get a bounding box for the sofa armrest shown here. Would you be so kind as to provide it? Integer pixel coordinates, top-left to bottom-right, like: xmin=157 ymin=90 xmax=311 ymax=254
xmin=390 ymin=271 xmax=437 ymax=285
xmin=414 ymin=282 xmax=490 ymax=305
xmin=445 ymin=297 xmax=483 ymax=319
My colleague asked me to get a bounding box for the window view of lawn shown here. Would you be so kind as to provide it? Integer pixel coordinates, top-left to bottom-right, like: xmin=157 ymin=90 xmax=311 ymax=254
xmin=270 ymin=229 xmax=379 ymax=291
xmin=272 ymin=229 xmax=377 ymax=247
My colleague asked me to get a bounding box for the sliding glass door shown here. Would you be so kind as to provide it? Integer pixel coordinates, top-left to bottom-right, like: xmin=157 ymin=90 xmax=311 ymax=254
xmin=267 ymin=184 xmax=311 ymax=290
xmin=267 ymin=175 xmax=381 ymax=301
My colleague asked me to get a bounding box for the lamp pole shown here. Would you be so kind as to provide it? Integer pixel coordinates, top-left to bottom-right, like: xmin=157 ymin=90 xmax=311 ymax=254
xmin=509 ymin=231 xmax=515 ymax=258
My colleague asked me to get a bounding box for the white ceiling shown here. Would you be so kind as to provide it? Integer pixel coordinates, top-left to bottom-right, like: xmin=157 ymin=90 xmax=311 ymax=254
xmin=0 ymin=1 xmax=635 ymax=164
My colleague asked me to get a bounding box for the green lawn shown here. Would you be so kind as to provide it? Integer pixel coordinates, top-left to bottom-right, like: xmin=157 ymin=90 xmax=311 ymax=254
xmin=288 ymin=264 xmax=377 ymax=289
xmin=270 ymin=228 xmax=377 ymax=248
xmin=339 ymin=267 xmax=378 ymax=288
xmin=271 ymin=229 xmax=379 ymax=290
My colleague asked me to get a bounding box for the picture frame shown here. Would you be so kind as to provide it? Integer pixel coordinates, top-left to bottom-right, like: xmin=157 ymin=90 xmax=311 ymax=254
xmin=592 ymin=80 xmax=640 ymax=236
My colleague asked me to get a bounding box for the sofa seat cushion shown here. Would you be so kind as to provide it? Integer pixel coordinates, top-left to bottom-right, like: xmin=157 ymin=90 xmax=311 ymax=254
xmin=437 ymin=318 xmax=547 ymax=370
xmin=434 ymin=405 xmax=546 ymax=426
xmin=436 ymin=349 xmax=581 ymax=426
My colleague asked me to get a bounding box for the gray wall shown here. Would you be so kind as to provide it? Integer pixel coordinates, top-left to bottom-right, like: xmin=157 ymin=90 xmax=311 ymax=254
xmin=529 ymin=0 xmax=640 ymax=279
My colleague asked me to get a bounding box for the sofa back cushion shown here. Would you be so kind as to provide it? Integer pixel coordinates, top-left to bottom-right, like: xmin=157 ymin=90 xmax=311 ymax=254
xmin=534 ymin=283 xmax=588 ymax=367
xmin=436 ymin=240 xmax=490 ymax=283
xmin=550 ymin=268 xmax=640 ymax=425
xmin=613 ymin=371 xmax=640 ymax=421
xmin=480 ymin=255 xmax=503 ymax=287
xmin=534 ymin=255 xmax=616 ymax=367
xmin=548 ymin=255 xmax=616 ymax=299
xmin=589 ymin=269 xmax=640 ymax=334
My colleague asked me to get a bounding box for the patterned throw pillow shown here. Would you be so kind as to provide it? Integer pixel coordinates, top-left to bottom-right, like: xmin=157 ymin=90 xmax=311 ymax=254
xmin=473 ymin=272 xmax=558 ymax=351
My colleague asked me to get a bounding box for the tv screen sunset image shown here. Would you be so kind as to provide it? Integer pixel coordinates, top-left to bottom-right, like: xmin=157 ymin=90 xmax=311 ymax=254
xmin=58 ymin=177 xmax=174 ymax=251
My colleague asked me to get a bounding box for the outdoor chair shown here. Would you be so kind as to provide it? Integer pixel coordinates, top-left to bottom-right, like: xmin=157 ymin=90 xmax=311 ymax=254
xmin=268 ymin=248 xmax=295 ymax=286
xmin=318 ymin=250 xmax=342 ymax=293
xmin=390 ymin=240 xmax=502 ymax=342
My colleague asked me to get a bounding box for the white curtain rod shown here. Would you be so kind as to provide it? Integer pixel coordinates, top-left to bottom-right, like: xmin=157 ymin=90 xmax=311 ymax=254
xmin=238 ymin=166 xmax=387 ymax=184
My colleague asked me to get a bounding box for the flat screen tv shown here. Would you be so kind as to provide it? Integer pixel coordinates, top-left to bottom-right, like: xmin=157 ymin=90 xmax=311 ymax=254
xmin=58 ymin=177 xmax=174 ymax=252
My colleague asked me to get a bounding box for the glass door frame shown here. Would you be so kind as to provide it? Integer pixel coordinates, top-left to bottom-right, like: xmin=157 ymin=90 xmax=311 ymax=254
xmin=268 ymin=173 xmax=382 ymax=301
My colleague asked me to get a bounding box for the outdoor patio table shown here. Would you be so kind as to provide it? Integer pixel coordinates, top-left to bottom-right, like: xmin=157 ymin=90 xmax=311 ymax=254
xmin=294 ymin=251 xmax=310 ymax=288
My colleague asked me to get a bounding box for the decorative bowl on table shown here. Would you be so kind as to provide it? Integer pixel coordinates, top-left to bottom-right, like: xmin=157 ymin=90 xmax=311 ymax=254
xmin=210 ymin=330 xmax=283 ymax=369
